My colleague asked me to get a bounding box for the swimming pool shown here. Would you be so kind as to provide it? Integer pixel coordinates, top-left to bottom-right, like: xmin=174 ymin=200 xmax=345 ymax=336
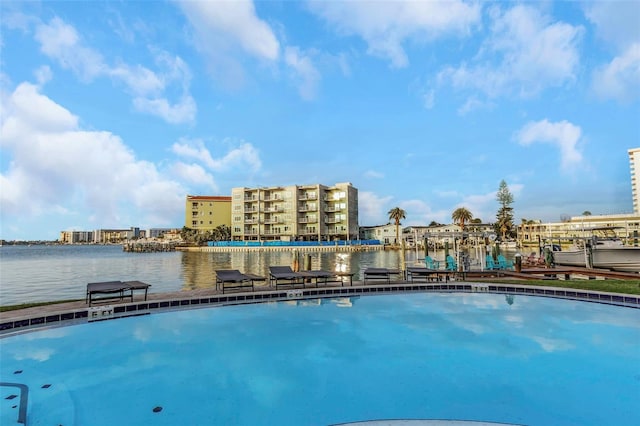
xmin=1 ymin=292 xmax=639 ymax=425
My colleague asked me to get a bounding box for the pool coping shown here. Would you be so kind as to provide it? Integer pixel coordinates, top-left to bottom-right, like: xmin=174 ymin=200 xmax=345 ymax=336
xmin=1 ymin=282 xmax=638 ymax=336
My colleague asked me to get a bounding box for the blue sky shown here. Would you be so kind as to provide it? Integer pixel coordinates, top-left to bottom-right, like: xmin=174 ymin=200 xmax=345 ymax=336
xmin=1 ymin=0 xmax=639 ymax=241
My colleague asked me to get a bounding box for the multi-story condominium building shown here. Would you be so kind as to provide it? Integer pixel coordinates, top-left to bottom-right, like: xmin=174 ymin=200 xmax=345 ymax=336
xmin=629 ymin=148 xmax=639 ymax=213
xmin=231 ymin=182 xmax=358 ymax=242
xmin=185 ymin=195 xmax=232 ymax=232
xmin=94 ymin=227 xmax=141 ymax=243
xmin=59 ymin=230 xmax=94 ymax=243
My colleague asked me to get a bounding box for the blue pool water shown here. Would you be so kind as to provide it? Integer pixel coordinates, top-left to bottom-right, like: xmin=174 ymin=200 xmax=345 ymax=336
xmin=1 ymin=293 xmax=639 ymax=425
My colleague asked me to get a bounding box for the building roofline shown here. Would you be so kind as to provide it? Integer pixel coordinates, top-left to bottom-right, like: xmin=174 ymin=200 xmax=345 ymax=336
xmin=186 ymin=195 xmax=232 ymax=201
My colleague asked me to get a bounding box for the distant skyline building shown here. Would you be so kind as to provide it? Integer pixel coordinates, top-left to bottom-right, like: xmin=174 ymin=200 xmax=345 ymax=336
xmin=629 ymin=148 xmax=640 ymax=213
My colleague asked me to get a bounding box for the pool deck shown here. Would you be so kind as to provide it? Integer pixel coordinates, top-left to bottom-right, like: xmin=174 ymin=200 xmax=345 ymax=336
xmin=2 ymin=278 xmax=639 ymax=336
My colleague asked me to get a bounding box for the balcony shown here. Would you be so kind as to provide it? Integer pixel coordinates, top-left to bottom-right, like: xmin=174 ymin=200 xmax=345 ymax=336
xmin=324 ymin=206 xmax=341 ymax=212
xmin=324 ymin=218 xmax=341 ymax=224
xmin=299 ymin=206 xmax=317 ymax=212
xmin=263 ymin=219 xmax=284 ymax=224
xmin=265 ymin=206 xmax=284 ymax=213
xmin=298 ymin=194 xmax=317 ymax=201
xmin=299 ymin=217 xmax=318 ymax=223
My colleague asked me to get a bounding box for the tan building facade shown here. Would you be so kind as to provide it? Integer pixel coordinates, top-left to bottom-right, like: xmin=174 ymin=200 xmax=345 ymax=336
xmin=185 ymin=195 xmax=232 ymax=232
xmin=231 ymin=182 xmax=358 ymax=242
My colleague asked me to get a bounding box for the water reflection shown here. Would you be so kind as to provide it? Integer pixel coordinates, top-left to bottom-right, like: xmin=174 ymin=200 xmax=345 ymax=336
xmin=178 ymin=249 xmax=407 ymax=291
xmin=0 ymin=245 xmax=520 ymax=305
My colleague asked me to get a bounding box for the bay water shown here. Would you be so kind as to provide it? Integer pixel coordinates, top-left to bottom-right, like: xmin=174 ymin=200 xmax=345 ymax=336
xmin=0 ymin=244 xmax=425 ymax=306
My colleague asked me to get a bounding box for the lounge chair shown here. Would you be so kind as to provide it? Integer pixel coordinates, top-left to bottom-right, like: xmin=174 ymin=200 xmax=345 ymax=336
xmin=215 ymin=270 xmax=264 ymax=293
xmin=497 ymin=255 xmax=514 ymax=270
xmin=86 ymin=280 xmax=151 ymax=306
xmin=424 ymin=256 xmax=441 ymax=270
xmin=300 ymin=270 xmax=345 ymax=287
xmin=406 ymin=266 xmax=449 ymax=282
xmin=485 ymin=255 xmax=498 ymax=270
xmin=445 ymin=255 xmax=457 ymax=272
xmin=269 ymin=266 xmax=307 ymax=288
xmin=363 ymin=267 xmax=401 ymax=284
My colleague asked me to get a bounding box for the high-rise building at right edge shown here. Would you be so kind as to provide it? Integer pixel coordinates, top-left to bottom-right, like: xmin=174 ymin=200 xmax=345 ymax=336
xmin=629 ymin=148 xmax=640 ymax=213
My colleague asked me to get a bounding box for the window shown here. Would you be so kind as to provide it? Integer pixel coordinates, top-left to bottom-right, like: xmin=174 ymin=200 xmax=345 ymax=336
xmin=192 ymin=221 xmax=197 ymax=226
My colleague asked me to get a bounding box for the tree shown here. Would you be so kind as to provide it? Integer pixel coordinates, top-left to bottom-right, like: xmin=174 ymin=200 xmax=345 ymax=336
xmin=495 ymin=180 xmax=515 ymax=239
xmin=180 ymin=226 xmax=198 ymax=243
xmin=388 ymin=207 xmax=406 ymax=245
xmin=428 ymin=221 xmax=444 ymax=227
xmin=452 ymin=207 xmax=473 ymax=230
xmin=582 ymin=210 xmax=592 ymax=216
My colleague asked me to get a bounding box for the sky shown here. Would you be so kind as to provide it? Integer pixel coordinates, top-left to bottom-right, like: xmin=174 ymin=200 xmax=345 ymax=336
xmin=1 ymin=0 xmax=639 ymax=241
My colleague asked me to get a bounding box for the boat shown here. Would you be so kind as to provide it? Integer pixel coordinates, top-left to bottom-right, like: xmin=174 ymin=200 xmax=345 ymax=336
xmin=551 ymin=227 xmax=640 ymax=273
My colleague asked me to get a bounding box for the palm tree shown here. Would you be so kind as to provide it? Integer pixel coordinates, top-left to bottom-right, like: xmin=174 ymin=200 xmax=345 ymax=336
xmin=451 ymin=207 xmax=473 ymax=230
xmin=388 ymin=207 xmax=406 ymax=245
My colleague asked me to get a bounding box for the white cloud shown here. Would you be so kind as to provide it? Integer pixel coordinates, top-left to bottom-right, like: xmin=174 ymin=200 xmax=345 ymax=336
xmin=133 ymin=95 xmax=197 ymax=125
xmin=515 ymin=119 xmax=583 ymax=170
xmin=172 ymin=162 xmax=217 ymax=189
xmin=585 ymin=2 xmax=640 ymax=103
xmin=34 ymin=65 xmax=52 ymax=85
xmin=592 ymin=42 xmax=640 ymax=103
xmin=171 ymin=138 xmax=262 ymax=173
xmin=176 ymin=0 xmax=279 ymax=88
xmin=35 ymin=17 xmax=106 ymax=81
xmin=422 ymin=89 xmax=435 ymax=109
xmin=284 ymin=46 xmax=321 ymax=100
xmin=364 ymin=170 xmax=384 ymax=179
xmin=32 ymin=17 xmax=196 ymax=124
xmin=109 ymin=63 xmax=165 ymax=97
xmin=584 ymin=1 xmax=640 ymax=51
xmin=177 ymin=0 xmax=279 ymax=61
xmin=358 ymin=191 xmax=393 ymax=225
xmin=457 ymin=96 xmax=492 ymax=115
xmin=308 ymin=0 xmax=480 ymax=68
xmin=438 ymin=4 xmax=583 ymax=99
xmin=399 ymin=199 xmax=448 ymax=226
xmin=0 ymin=82 xmax=186 ymax=226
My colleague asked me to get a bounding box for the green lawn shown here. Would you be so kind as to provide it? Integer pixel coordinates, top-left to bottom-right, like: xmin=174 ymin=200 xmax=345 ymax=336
xmin=472 ymin=278 xmax=640 ymax=295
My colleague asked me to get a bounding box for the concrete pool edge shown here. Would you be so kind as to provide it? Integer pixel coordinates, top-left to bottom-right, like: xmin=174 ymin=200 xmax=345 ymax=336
xmin=1 ymin=282 xmax=639 ymax=336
